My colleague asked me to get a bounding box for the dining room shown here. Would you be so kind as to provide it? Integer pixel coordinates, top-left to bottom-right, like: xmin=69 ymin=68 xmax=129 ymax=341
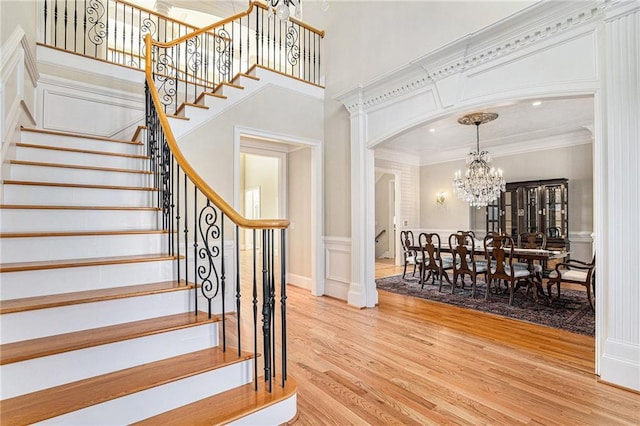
xmin=374 ymin=95 xmax=594 ymax=269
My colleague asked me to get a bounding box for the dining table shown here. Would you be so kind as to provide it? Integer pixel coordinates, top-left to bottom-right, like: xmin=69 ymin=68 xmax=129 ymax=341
xmin=409 ymin=241 xmax=570 ymax=301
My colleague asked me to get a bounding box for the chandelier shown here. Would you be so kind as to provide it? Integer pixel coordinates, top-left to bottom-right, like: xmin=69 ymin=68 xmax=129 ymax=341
xmin=267 ymin=0 xmax=301 ymax=21
xmin=452 ymin=112 xmax=506 ymax=208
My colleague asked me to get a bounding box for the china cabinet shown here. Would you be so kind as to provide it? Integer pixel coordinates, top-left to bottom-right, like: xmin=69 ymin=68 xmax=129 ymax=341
xmin=486 ymin=178 xmax=569 ymax=251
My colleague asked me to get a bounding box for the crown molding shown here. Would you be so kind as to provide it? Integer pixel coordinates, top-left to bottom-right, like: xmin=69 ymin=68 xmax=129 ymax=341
xmin=336 ymin=1 xmax=608 ymax=114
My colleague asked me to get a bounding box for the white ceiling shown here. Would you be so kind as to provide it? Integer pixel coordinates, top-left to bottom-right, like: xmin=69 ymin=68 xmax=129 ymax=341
xmin=374 ymin=95 xmax=595 ymax=166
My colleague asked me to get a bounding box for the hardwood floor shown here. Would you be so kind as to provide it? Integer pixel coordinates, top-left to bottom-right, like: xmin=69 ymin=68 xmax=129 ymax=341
xmin=275 ymin=259 xmax=639 ymax=425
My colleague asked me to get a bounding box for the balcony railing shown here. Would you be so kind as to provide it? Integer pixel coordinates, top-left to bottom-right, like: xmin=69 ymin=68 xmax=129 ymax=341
xmin=40 ymin=0 xmax=325 ymax=107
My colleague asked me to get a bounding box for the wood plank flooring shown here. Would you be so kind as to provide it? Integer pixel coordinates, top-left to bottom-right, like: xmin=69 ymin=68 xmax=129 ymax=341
xmin=274 ymin=259 xmax=640 ymax=425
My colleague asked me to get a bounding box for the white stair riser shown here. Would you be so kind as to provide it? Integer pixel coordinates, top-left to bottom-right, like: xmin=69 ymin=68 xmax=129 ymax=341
xmin=0 ymin=323 xmax=220 ymax=399
xmin=228 ymin=394 xmax=297 ymax=426
xmin=41 ymin=361 xmax=253 ymax=425
xmin=0 ymin=209 xmax=160 ymax=232
xmin=3 ymin=184 xmax=156 ymax=207
xmin=9 ymin=163 xmax=151 ymax=187
xmin=1 ymin=233 xmax=168 ymax=263
xmin=16 ymin=146 xmax=147 ymax=170
xmin=21 ymin=132 xmax=144 ymax=156
xmin=1 ymin=290 xmax=194 ymax=344
xmin=0 ymin=259 xmax=175 ymax=300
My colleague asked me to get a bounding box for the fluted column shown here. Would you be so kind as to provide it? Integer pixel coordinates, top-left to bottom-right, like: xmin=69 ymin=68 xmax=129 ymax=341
xmin=599 ymin=1 xmax=640 ymax=391
xmin=347 ymin=98 xmax=378 ymax=308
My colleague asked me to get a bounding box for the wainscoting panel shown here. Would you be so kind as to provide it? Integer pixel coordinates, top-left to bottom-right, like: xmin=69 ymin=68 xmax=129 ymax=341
xmin=323 ymin=237 xmax=351 ymax=301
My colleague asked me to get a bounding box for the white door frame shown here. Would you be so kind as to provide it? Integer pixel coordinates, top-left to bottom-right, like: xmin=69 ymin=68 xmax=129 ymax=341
xmin=375 ymin=167 xmax=402 ymax=265
xmin=233 ymin=125 xmax=325 ymax=296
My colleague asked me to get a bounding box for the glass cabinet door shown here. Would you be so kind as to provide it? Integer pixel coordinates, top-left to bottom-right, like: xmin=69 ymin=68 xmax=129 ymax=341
xmin=544 ymin=184 xmax=568 ymax=240
xmin=504 ymin=189 xmax=517 ymax=238
xmin=524 ymin=186 xmax=539 ymax=233
xmin=486 ymin=199 xmax=501 ymax=234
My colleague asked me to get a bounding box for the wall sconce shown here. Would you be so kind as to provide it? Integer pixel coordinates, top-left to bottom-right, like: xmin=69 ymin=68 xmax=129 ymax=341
xmin=436 ymin=192 xmax=446 ymax=205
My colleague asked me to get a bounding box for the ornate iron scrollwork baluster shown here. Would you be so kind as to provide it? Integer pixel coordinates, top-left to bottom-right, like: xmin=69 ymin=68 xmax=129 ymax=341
xmin=197 ymin=200 xmax=221 ymax=318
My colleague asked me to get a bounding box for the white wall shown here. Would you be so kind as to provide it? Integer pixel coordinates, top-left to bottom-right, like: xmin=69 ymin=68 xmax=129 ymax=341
xmin=177 ymin=85 xmax=323 ymax=204
xmin=287 ymin=147 xmax=312 ymax=288
xmin=374 ymin=173 xmax=392 ymax=258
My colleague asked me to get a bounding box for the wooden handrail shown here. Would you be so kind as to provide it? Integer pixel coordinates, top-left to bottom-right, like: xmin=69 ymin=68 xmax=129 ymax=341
xmin=152 ymin=1 xmax=324 ymax=50
xmin=375 ymin=229 xmax=386 ymax=243
xmin=116 ymin=0 xmax=199 ymax=30
xmin=144 ymin=34 xmax=289 ymax=230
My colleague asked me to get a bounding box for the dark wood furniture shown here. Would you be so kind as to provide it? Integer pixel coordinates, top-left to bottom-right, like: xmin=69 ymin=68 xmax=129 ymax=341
xmin=486 ymin=178 xmax=569 ymax=274
xmin=483 ymin=234 xmax=534 ymax=305
xmin=417 ymin=232 xmax=454 ymax=291
xmin=449 ymin=232 xmax=487 ymax=297
xmin=400 ymin=230 xmax=420 ymax=279
xmin=547 ymin=254 xmax=596 ymax=311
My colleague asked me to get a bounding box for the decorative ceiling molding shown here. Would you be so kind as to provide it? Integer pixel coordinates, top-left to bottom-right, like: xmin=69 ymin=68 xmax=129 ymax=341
xmin=337 ymin=1 xmax=607 ymax=115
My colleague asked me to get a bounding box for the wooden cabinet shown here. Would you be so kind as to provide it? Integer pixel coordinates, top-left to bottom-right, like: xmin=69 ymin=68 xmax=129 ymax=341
xmin=486 ymin=178 xmax=569 ymax=251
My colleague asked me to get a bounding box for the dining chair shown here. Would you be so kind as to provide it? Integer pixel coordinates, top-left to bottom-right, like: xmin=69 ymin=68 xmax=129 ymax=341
xmin=483 ymin=234 xmax=533 ymax=305
xmin=516 ymin=231 xmax=547 ymax=284
xmin=417 ymin=232 xmax=454 ymax=291
xmin=400 ymin=230 xmax=421 ymax=279
xmin=547 ymin=254 xmax=596 ymax=311
xmin=448 ymin=232 xmax=487 ymax=297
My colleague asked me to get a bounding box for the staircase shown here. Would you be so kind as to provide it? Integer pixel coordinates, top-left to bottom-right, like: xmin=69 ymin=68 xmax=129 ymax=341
xmin=0 ymin=123 xmax=296 ymax=423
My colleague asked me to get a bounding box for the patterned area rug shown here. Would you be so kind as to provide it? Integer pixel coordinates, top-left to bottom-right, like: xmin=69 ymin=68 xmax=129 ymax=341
xmin=376 ymin=274 xmax=595 ymax=336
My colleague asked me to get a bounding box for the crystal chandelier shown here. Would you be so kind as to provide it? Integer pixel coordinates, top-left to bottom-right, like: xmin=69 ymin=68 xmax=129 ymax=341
xmin=267 ymin=0 xmax=301 ymax=21
xmin=453 ymin=112 xmax=506 ymax=208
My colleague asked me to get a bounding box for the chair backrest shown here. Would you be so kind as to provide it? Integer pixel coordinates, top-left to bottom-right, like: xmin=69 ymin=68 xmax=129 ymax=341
xmin=418 ymin=232 xmax=441 ymax=270
xmin=400 ymin=230 xmax=414 ymax=254
xmin=457 ymin=230 xmax=475 ymax=238
xmin=517 ymin=231 xmax=547 ymax=249
xmin=484 ymin=234 xmax=516 ymax=280
xmin=449 ymin=232 xmax=476 ymax=274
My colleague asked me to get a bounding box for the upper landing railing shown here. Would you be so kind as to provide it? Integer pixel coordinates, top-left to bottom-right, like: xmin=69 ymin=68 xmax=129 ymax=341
xmin=39 ymin=0 xmax=325 ymax=107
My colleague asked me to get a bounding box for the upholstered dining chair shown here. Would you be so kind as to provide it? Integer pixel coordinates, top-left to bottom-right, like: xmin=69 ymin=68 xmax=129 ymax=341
xmin=417 ymin=232 xmax=454 ymax=291
xmin=483 ymin=234 xmax=533 ymax=305
xmin=516 ymin=231 xmax=547 ymax=284
xmin=448 ymin=232 xmax=487 ymax=297
xmin=547 ymin=254 xmax=596 ymax=311
xmin=400 ymin=230 xmax=421 ymax=279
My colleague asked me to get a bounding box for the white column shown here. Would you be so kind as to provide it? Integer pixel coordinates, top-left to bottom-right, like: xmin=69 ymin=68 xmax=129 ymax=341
xmin=599 ymin=1 xmax=640 ymax=392
xmin=347 ymin=99 xmax=378 ymax=308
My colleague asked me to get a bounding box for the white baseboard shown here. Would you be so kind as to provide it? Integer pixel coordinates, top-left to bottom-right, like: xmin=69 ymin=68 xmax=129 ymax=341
xmin=600 ymin=339 xmax=640 ymax=391
xmin=286 ymin=273 xmax=312 ymax=290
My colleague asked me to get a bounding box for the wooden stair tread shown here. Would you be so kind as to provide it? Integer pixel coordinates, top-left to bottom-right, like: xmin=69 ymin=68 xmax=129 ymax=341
xmin=16 ymin=143 xmax=148 ymax=159
xmin=10 ymin=160 xmax=152 ymax=174
xmin=175 ymin=102 xmax=210 ymax=115
xmin=0 ymin=204 xmax=160 ymax=211
xmin=0 ymin=310 xmax=217 ymax=365
xmin=196 ymin=92 xmax=227 ymax=103
xmin=0 ymin=229 xmax=168 ymax=238
xmin=0 ymin=279 xmax=190 ymax=315
xmin=4 ymin=180 xmax=157 ymax=191
xmin=20 ymin=127 xmax=143 ymax=145
xmin=0 ymin=253 xmax=179 ymax=273
xmin=0 ymin=346 xmax=253 ymax=426
xmin=133 ymin=375 xmax=297 ymax=426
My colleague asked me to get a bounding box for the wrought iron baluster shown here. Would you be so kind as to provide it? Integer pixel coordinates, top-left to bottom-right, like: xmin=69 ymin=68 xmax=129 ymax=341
xmin=183 ymin=173 xmax=189 ymax=288
xmin=44 ymin=0 xmax=48 ymax=44
xmin=280 ymin=228 xmax=287 ymax=386
xmin=262 ymin=229 xmax=272 ymax=392
xmin=64 ymin=0 xmax=68 ymax=49
xmin=54 ymin=0 xmax=58 ymax=46
xmin=270 ymin=229 xmax=276 ymax=379
xmin=236 ymin=225 xmax=241 ymax=356
xmin=252 ymin=229 xmax=258 ymax=390
xmin=73 ymin=0 xmax=78 ymax=52
xmin=221 ymin=211 xmax=226 ymax=351
xmin=193 ymin=187 xmax=198 ymax=314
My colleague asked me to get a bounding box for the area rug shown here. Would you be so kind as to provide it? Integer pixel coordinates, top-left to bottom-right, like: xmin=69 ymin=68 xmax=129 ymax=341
xmin=376 ymin=275 xmax=595 ymax=336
